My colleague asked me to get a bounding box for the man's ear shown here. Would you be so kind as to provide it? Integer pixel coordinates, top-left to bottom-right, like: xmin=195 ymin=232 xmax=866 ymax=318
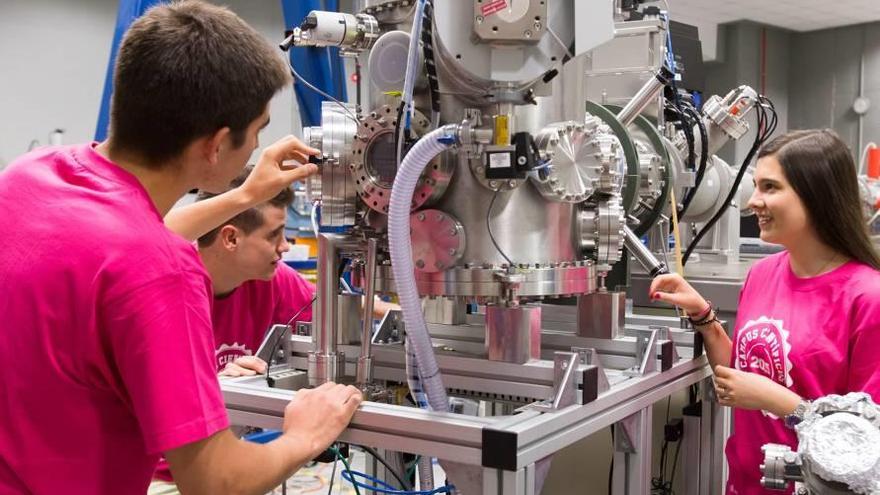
xmin=220 ymin=225 xmax=240 ymax=250
xmin=204 ymin=127 xmax=232 ymax=165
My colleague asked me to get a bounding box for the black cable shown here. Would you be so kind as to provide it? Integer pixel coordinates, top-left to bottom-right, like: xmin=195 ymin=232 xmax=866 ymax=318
xmin=677 ymin=104 xmax=709 ymax=220
xmin=668 ymin=436 xmax=683 ymax=490
xmin=680 ymin=103 xmax=696 ymax=174
xmin=651 ymin=395 xmax=673 ymax=494
xmin=284 ymin=57 xmax=359 ymax=125
xmin=265 ymin=294 xmax=318 ymax=385
xmin=682 ymin=95 xmax=777 ymax=265
xmin=327 ymin=445 xmax=338 ymax=495
xmin=285 ymin=294 xmax=318 ymax=328
xmin=667 ymin=71 xmax=695 ymax=177
xmin=608 ymin=425 xmax=615 ymax=495
xmin=487 ymin=190 xmax=514 ymax=267
xmin=393 ymin=100 xmax=407 ymax=167
xmin=420 ymin=0 xmax=440 ymax=120
xmin=361 ymin=446 xmax=412 ymax=491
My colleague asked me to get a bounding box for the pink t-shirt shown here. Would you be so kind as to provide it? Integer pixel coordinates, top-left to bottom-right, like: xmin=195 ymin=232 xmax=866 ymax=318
xmin=725 ymin=251 xmax=880 ymax=495
xmin=153 ymin=262 xmax=316 ymax=482
xmin=0 ymin=144 xmax=229 ymax=493
xmin=212 ymin=262 xmax=316 ymax=371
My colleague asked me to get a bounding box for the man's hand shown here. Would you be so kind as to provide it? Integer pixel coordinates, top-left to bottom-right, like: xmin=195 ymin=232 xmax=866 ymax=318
xmin=219 ymin=356 xmax=267 ymax=378
xmin=372 ymin=299 xmax=400 ymax=319
xmin=165 ymin=383 xmax=360 ymax=494
xmin=713 ymin=365 xmax=801 ymax=416
xmin=240 ymin=135 xmax=320 ymax=205
xmin=280 ymin=382 xmax=362 ymax=459
xmin=649 ymin=273 xmax=709 ymax=316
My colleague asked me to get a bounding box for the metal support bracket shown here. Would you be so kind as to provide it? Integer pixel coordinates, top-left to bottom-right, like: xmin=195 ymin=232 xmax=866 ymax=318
xmin=374 ymin=309 xmax=405 ymax=344
xmin=523 ymin=352 xmax=579 ymax=412
xmin=623 ymin=327 xmax=660 ymax=377
xmin=571 ymin=347 xmax=611 ymax=395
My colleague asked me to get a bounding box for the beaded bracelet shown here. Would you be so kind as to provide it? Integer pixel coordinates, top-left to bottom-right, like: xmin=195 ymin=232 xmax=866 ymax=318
xmin=689 ymin=308 xmax=719 ymax=327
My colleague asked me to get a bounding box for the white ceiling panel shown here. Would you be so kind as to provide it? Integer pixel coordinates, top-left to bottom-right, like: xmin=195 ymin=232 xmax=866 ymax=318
xmin=665 ymin=0 xmax=880 ymax=60
xmin=668 ymin=0 xmax=880 ymax=32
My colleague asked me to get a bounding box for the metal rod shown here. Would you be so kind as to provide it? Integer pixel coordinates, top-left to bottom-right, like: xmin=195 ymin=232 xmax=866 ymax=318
xmin=616 ymin=67 xmax=672 ymax=126
xmin=356 ymin=237 xmax=378 ymax=385
xmin=623 ymin=226 xmax=668 ymax=278
xmin=308 ymin=233 xmax=345 ymax=386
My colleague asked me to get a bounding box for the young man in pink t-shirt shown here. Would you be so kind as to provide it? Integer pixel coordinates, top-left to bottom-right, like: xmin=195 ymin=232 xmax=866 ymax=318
xmin=0 ymin=2 xmax=360 ymax=494
xmin=184 ymin=166 xmax=397 ymax=378
xmin=152 ymin=166 xmax=397 ymax=489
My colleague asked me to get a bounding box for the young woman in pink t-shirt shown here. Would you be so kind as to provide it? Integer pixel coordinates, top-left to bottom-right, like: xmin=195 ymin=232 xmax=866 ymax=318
xmin=650 ymin=129 xmax=880 ymax=494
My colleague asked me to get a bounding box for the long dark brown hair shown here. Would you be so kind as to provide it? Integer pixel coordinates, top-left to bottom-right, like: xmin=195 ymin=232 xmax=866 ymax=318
xmin=758 ymin=129 xmax=880 ymax=270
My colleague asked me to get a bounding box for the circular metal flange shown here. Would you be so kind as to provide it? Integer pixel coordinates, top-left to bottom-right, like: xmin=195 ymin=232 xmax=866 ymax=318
xmin=601 ymin=105 xmax=672 ymax=237
xmin=577 ymin=195 xmax=625 ymax=270
xmin=375 ymin=262 xmax=596 ymax=299
xmin=605 ymin=105 xmax=678 ymax=237
xmin=410 ymin=209 xmax=466 ymax=273
xmin=350 ymin=105 xmax=454 ymax=214
xmin=585 ymin=101 xmax=641 ymax=214
xmin=308 ymin=102 xmax=360 ymax=228
xmin=633 ymin=139 xmax=663 ymax=208
xmin=531 ymin=118 xmax=624 ymax=203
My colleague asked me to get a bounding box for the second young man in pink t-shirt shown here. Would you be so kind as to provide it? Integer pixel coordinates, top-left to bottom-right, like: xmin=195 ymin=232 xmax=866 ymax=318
xmin=165 ymin=165 xmax=398 ymax=378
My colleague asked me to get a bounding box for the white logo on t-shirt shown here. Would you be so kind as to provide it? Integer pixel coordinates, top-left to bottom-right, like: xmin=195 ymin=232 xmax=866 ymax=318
xmin=734 ymin=316 xmax=793 ymax=388
xmin=215 ymin=342 xmax=253 ymax=369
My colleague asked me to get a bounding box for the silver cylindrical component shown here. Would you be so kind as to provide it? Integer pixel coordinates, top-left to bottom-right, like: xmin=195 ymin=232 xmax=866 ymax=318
xmin=616 ymin=67 xmax=673 ymax=126
xmin=293 ymin=11 xmax=379 ymax=52
xmin=309 ymin=233 xmax=348 ymax=386
xmin=485 ymin=304 xmax=541 ymax=364
xmin=356 ymin=238 xmax=378 ymax=386
xmin=623 ymin=225 xmax=668 ymax=277
xmin=308 ymin=353 xmax=341 ymax=388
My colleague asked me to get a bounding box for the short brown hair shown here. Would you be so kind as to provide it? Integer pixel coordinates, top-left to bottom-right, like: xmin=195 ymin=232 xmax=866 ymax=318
xmin=197 ymin=165 xmax=294 ymax=247
xmin=108 ymin=1 xmax=290 ymax=166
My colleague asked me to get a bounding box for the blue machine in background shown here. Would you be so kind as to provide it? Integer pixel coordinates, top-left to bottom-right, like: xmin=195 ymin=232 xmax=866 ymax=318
xmin=95 ymin=0 xmax=347 ymax=139
xmin=94 ymin=0 xmax=165 ymax=142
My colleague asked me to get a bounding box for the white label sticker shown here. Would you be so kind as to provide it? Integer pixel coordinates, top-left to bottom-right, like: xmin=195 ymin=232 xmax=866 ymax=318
xmin=489 ymin=153 xmax=512 ymax=169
